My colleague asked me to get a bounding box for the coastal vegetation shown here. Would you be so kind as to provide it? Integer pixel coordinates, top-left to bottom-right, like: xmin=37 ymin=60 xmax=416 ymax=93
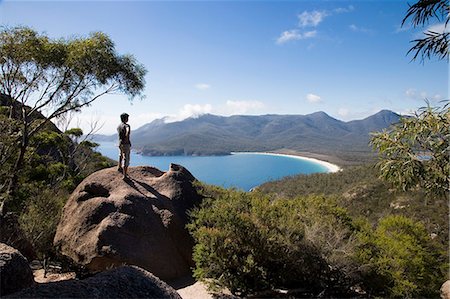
xmin=189 ymin=163 xmax=448 ymax=297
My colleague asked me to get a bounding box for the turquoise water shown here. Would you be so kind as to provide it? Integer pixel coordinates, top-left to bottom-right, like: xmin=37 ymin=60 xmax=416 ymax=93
xmin=97 ymin=142 xmax=328 ymax=191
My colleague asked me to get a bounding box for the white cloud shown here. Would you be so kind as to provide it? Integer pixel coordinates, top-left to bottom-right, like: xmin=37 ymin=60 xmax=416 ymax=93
xmin=306 ymin=93 xmax=322 ymax=103
xmin=433 ymin=94 xmax=444 ymax=100
xmin=132 ymin=112 xmax=167 ymax=128
xmin=224 ymin=100 xmax=265 ymax=115
xmin=276 ymin=30 xmax=317 ymax=44
xmin=405 ymin=88 xmax=417 ymax=98
xmin=337 ymin=108 xmax=349 ymax=117
xmin=427 ymin=23 xmax=448 ymax=34
xmin=335 ymin=108 xmax=378 ymax=121
xmin=277 ymin=6 xmax=353 ymax=45
xmin=276 ymin=30 xmax=302 ymax=44
xmin=399 ymin=108 xmax=416 ymax=116
xmin=349 ymin=24 xmax=373 ymax=34
xmin=69 ymin=111 xmax=167 ymax=135
xmin=303 ymin=30 xmax=317 ymax=38
xmin=195 ymin=83 xmax=211 ymax=90
xmin=298 ymin=6 xmax=353 ymax=27
xmin=405 ymin=88 xmax=444 ymax=101
xmin=413 ymin=23 xmax=449 ymax=38
xmin=394 ymin=24 xmax=411 ymax=33
xmin=298 ymin=10 xmax=328 ymax=27
xmin=334 ymin=5 xmax=354 ymax=14
xmin=166 ymin=103 xmax=212 ymax=123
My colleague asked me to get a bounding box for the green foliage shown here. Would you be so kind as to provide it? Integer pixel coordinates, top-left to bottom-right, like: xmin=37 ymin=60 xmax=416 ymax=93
xmin=0 ymin=26 xmax=147 ymax=105
xmin=259 ymin=164 xmax=448 ymax=247
xmin=0 ymin=95 xmax=115 ymax=258
xmin=371 ymin=104 xmax=449 ymax=197
xmin=65 ymin=128 xmax=83 ymax=138
xmin=402 ymin=0 xmax=449 ymax=62
xmin=79 ymin=140 xmax=99 ymax=148
xmin=245 ymin=165 xmax=448 ymax=296
xmin=356 ymin=215 xmax=445 ymax=298
xmin=18 ymin=188 xmax=67 ymax=258
xmin=259 ymin=165 xmax=379 ymax=198
xmin=189 ymin=185 xmax=362 ymax=296
xmin=0 ymin=26 xmax=146 ymax=203
xmin=0 ymin=26 xmax=135 ymax=259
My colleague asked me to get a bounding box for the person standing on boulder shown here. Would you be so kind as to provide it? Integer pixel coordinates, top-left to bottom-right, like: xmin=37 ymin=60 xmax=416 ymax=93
xmin=117 ymin=113 xmax=131 ymax=179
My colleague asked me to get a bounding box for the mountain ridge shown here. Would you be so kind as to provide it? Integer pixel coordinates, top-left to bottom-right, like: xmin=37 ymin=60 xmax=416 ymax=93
xmin=93 ymin=110 xmax=401 ymax=163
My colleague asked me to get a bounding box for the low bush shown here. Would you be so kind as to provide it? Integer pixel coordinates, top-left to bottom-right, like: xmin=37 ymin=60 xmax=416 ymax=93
xmin=189 ymin=185 xmax=447 ymax=298
xmin=356 ymin=215 xmax=446 ymax=298
xmin=18 ymin=188 xmax=68 ymax=259
xmin=188 ymin=185 xmax=362 ymax=296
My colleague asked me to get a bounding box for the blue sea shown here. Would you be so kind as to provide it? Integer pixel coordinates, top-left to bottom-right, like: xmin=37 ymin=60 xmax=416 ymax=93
xmin=97 ymin=142 xmax=329 ymax=191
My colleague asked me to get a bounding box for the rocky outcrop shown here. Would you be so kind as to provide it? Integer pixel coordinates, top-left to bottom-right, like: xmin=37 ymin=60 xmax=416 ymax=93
xmin=442 ymin=280 xmax=450 ymax=299
xmin=54 ymin=164 xmax=202 ymax=280
xmin=0 ymin=243 xmax=34 ymax=296
xmin=7 ymin=265 xmax=182 ymax=298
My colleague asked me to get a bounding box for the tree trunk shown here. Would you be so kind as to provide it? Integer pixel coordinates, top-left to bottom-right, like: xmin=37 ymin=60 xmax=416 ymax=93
xmin=7 ymin=140 xmax=27 ymax=196
xmin=4 ymin=104 xmax=29 ymax=214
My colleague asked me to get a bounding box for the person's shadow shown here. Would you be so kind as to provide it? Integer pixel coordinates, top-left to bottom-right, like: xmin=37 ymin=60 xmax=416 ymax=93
xmin=124 ymin=176 xmax=170 ymax=202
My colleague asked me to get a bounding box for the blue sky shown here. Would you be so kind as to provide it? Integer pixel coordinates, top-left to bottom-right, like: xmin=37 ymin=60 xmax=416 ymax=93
xmin=1 ymin=0 xmax=448 ymax=134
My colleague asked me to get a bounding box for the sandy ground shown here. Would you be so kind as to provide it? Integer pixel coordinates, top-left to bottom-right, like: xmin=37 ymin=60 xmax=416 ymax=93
xmin=231 ymin=151 xmax=342 ymax=172
xmin=176 ymin=281 xmax=213 ymax=299
xmin=33 ymin=269 xmax=76 ymax=283
xmin=169 ymin=275 xmax=216 ymax=299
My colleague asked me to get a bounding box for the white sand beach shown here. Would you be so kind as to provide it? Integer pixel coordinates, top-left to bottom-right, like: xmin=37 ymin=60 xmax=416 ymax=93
xmin=231 ymin=151 xmax=342 ymax=173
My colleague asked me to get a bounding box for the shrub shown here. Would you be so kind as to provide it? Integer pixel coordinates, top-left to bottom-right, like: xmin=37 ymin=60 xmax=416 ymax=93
xmin=188 ymin=185 xmax=362 ymax=296
xmin=18 ymin=188 xmax=68 ymax=259
xmin=356 ymin=215 xmax=446 ymax=298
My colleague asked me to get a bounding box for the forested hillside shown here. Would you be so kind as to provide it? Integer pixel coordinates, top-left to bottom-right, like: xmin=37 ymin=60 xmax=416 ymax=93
xmin=258 ymin=164 xmax=448 ymax=246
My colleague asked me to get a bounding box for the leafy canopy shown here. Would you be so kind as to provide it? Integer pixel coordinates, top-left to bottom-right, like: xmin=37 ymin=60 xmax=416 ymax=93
xmin=0 ymin=26 xmax=146 ymax=203
xmin=402 ymin=0 xmax=449 ymax=62
xmin=371 ymin=104 xmax=449 ymax=197
xmin=0 ymin=26 xmax=146 ymax=121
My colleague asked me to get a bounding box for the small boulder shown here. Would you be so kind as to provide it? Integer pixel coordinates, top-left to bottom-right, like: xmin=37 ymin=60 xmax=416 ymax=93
xmin=7 ymin=265 xmax=182 ymax=298
xmin=441 ymin=280 xmax=450 ymax=299
xmin=54 ymin=164 xmax=202 ymax=280
xmin=0 ymin=243 xmax=34 ymax=296
xmin=0 ymin=213 xmax=36 ymax=260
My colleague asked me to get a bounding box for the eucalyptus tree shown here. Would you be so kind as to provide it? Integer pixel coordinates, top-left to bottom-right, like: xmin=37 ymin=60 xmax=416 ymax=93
xmin=0 ymin=26 xmax=146 ymax=211
xmin=402 ymin=0 xmax=449 ymax=62
xmin=371 ymin=103 xmax=449 ymax=198
xmin=371 ymin=0 xmax=449 ymax=198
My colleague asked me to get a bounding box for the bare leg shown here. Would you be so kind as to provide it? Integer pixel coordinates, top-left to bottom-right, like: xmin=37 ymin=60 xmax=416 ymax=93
xmin=118 ymin=147 xmax=123 ymax=171
xmin=123 ymin=166 xmax=128 ymax=179
xmin=122 ymin=145 xmax=130 ymax=179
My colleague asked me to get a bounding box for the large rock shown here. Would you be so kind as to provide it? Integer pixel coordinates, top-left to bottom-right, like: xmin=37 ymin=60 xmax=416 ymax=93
xmin=0 ymin=243 xmax=34 ymax=296
xmin=442 ymin=280 xmax=450 ymax=299
xmin=7 ymin=265 xmax=182 ymax=298
xmin=54 ymin=164 xmax=202 ymax=280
